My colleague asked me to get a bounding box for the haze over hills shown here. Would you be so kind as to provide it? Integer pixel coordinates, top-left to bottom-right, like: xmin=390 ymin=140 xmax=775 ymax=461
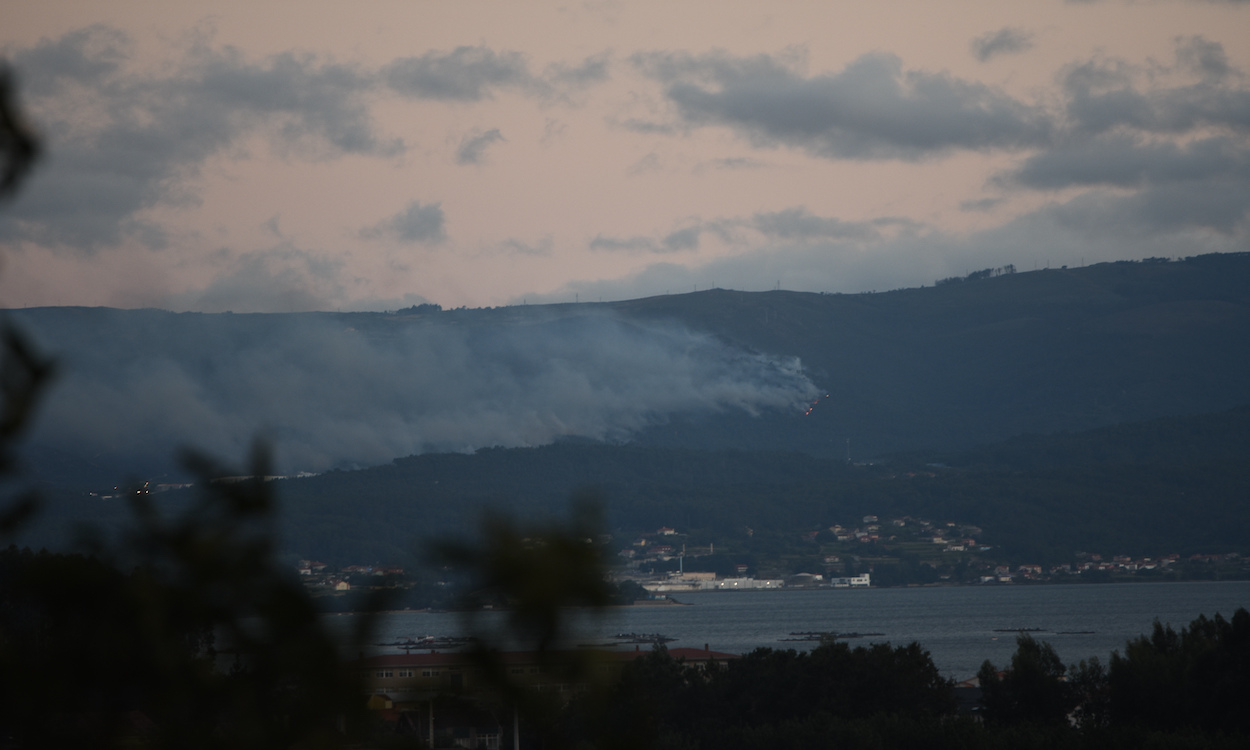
xmin=7 ymin=253 xmax=1250 ymax=564
xmin=10 ymin=252 xmax=1250 ymax=484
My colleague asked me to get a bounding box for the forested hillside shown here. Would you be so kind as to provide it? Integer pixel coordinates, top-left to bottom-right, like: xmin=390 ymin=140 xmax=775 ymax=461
xmin=619 ymin=253 xmax=1250 ymax=457
xmin=63 ymin=404 xmax=1236 ymax=568
xmin=10 ymin=254 xmax=1250 ymax=569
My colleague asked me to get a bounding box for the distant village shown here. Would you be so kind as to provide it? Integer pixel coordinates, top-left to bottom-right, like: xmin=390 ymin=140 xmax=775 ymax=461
xmin=295 ymin=512 xmax=1244 ymax=599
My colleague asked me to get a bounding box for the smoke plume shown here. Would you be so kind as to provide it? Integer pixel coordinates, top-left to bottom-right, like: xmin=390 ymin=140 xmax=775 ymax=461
xmin=13 ymin=308 xmax=818 ymax=476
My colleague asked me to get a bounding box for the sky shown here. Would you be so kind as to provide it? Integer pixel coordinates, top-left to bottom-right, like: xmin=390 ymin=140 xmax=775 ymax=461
xmin=1 ymin=0 xmax=1248 ymax=313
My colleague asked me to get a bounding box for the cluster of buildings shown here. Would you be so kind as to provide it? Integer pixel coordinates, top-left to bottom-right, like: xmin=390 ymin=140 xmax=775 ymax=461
xmin=617 ymin=525 xmax=873 ymax=593
xmin=978 ymin=552 xmax=1242 ymax=583
xmin=296 ymin=560 xmax=405 ymax=592
xmin=635 ymin=569 xmax=870 ymax=593
xmin=821 ymin=514 xmax=986 ymax=553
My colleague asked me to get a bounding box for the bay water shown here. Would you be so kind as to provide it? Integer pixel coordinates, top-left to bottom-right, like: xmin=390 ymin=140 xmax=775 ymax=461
xmin=355 ymin=580 xmax=1250 ymax=680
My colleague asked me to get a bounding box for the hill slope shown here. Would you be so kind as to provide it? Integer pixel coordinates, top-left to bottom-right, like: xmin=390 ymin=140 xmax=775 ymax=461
xmin=612 ymin=253 xmax=1250 ymax=457
xmin=10 ymin=252 xmax=1250 ymax=484
xmin=6 ymin=253 xmax=1250 ymax=567
xmin=258 ymin=405 xmax=1250 ymax=565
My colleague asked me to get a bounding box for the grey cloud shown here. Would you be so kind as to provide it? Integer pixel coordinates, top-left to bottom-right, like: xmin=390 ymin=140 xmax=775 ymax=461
xmin=971 ymin=27 xmax=1034 ymax=63
xmin=663 ymin=226 xmax=701 ymax=251
xmin=534 ymin=180 xmax=1250 ymax=306
xmin=994 ymin=37 xmax=1250 ymax=236
xmin=960 ymin=197 xmax=1003 ymax=212
xmin=382 ymin=46 xmax=612 ymax=104
xmin=1046 ymin=180 xmax=1250 ymax=235
xmin=383 ymin=46 xmax=531 ymax=101
xmin=1176 ymin=36 xmax=1233 ymax=83
xmin=17 ymin=310 xmax=819 ymax=473
xmin=194 ymin=48 xmax=399 ymax=158
xmin=456 ymin=128 xmax=505 ymax=165
xmin=590 ymin=209 xmax=893 ymax=258
xmin=1009 ymin=135 xmax=1249 ymax=191
xmin=545 ymin=52 xmax=611 ymax=89
xmin=263 ymin=215 xmax=283 ymax=237
xmin=1062 ymin=39 xmax=1250 ymax=135
xmin=961 ymin=190 xmax=1249 ymax=268
xmin=589 ymin=225 xmax=703 ymax=254
xmin=635 ymin=50 xmax=1052 ymax=160
xmin=589 ymin=234 xmax=656 ymax=253
xmin=0 ymin=26 xmax=401 ymax=253
xmin=164 ymin=246 xmax=347 ymax=313
xmin=753 ymin=207 xmax=881 ymax=241
xmin=535 ymin=198 xmax=1248 ymax=307
xmin=497 ymin=236 xmax=552 ymax=256
xmin=616 ymin=118 xmax=679 ymax=135
xmin=362 ymin=201 xmax=446 ymax=244
xmin=6 ymin=24 xmax=129 ymax=96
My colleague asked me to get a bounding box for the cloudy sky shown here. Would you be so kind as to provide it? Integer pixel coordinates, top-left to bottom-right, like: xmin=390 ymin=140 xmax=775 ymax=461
xmin=2 ymin=0 xmax=1248 ymax=313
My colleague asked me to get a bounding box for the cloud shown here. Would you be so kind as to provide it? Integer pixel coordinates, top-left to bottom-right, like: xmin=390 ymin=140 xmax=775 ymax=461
xmin=752 ymin=207 xmax=882 ymax=241
xmin=588 ymin=234 xmax=656 ymax=253
xmin=382 ymin=46 xmax=531 ymax=101
xmin=589 ymin=225 xmax=705 ymax=254
xmin=663 ymin=226 xmax=701 ymax=251
xmin=588 ymin=208 xmax=902 ymax=258
xmin=971 ymin=27 xmax=1034 ymax=62
xmin=162 ymin=244 xmax=348 ymax=313
xmin=456 ymin=128 xmax=505 ymax=164
xmin=633 ymin=50 xmax=1052 ymax=160
xmin=1060 ymin=38 xmax=1250 ymax=136
xmin=496 ymin=236 xmax=552 ymax=256
xmin=617 ymin=118 xmax=679 ymax=135
xmin=1008 ymin=135 xmax=1249 ymax=191
xmin=960 ymin=197 xmax=1003 ymax=212
xmin=17 ymin=309 xmax=820 ymax=473
xmin=989 ymin=38 xmax=1250 ymax=235
xmin=1044 ymin=180 xmax=1250 ymax=235
xmin=361 ymin=201 xmax=447 ymax=244
xmin=1175 ymin=35 xmax=1233 ymax=83
xmin=0 ymin=26 xmax=400 ymax=253
xmin=544 ymin=52 xmax=612 ymax=89
xmin=529 ymin=179 xmax=1249 ymax=305
xmin=6 ymin=24 xmax=130 ymax=95
xmin=382 ymin=47 xmax=610 ymax=103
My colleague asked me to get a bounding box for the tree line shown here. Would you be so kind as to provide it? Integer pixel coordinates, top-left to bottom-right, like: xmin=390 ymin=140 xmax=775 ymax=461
xmin=558 ymin=608 xmax=1250 ymax=749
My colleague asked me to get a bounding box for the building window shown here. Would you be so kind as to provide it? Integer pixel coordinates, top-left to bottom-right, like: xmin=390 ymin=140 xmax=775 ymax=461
xmin=375 ymin=670 xmax=393 ymax=678
xmin=398 ymin=669 xmax=413 ymax=678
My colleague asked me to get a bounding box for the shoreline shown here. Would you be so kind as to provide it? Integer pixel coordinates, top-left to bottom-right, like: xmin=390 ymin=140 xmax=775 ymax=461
xmin=319 ymin=577 xmax=1250 ymax=617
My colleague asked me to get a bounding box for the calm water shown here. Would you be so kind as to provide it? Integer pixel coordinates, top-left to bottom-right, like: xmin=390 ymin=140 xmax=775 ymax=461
xmin=356 ymin=581 xmax=1250 ymax=679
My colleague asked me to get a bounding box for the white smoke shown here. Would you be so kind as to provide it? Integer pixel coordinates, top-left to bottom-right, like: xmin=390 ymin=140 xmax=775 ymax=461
xmin=15 ymin=309 xmax=819 ymax=474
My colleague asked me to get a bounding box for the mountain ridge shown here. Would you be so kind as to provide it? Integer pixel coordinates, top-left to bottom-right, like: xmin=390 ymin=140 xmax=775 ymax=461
xmin=9 ymin=251 xmax=1250 ymax=480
